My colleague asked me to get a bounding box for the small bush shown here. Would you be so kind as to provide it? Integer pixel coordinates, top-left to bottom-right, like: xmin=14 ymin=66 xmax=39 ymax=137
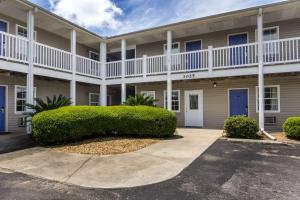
xmin=32 ymin=106 xmax=176 ymax=145
xmin=224 ymin=116 xmax=259 ymax=139
xmin=283 ymin=117 xmax=300 ymax=139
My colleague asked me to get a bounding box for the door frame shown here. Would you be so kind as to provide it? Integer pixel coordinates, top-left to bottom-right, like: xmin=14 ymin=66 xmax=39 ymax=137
xmin=227 ymin=32 xmax=249 ymax=46
xmin=184 ymin=39 xmax=203 ymax=52
xmin=228 ymin=88 xmax=249 ymax=117
xmin=184 ymin=90 xmax=204 ymax=127
xmin=0 ymin=85 xmax=8 ymax=132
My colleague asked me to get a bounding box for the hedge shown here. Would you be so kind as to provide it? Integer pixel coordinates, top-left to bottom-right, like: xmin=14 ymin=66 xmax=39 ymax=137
xmin=283 ymin=117 xmax=300 ymax=139
xmin=32 ymin=106 xmax=177 ymax=145
xmin=224 ymin=116 xmax=259 ymax=139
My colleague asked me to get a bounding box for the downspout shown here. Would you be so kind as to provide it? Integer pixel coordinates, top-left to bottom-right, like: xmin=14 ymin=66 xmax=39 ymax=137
xmin=257 ymin=8 xmax=276 ymax=141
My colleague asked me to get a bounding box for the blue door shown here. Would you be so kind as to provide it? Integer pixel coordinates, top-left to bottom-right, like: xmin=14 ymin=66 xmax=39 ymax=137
xmin=0 ymin=86 xmax=6 ymax=132
xmin=229 ymin=89 xmax=248 ymax=116
xmin=228 ymin=34 xmax=248 ymax=66
xmin=186 ymin=40 xmax=202 ymax=70
xmin=0 ymin=21 xmax=7 ymax=57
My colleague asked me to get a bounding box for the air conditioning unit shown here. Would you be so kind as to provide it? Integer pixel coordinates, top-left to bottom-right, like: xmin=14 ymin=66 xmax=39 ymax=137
xmin=265 ymin=116 xmax=277 ymax=125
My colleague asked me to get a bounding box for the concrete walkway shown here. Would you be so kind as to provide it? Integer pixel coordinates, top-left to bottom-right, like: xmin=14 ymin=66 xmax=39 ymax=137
xmin=0 ymin=129 xmax=221 ymax=189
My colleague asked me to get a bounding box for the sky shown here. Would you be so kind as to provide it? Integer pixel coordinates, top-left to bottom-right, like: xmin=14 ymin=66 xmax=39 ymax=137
xmin=28 ymin=0 xmax=285 ymax=37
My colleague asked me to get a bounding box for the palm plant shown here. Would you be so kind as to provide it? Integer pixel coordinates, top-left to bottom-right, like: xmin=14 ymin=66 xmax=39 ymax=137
xmin=124 ymin=94 xmax=157 ymax=106
xmin=26 ymin=94 xmax=72 ymax=116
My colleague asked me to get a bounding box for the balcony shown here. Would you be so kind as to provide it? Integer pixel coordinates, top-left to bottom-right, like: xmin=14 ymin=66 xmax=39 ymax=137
xmin=1 ymin=30 xmax=300 ymax=82
xmin=0 ymin=31 xmax=102 ymax=78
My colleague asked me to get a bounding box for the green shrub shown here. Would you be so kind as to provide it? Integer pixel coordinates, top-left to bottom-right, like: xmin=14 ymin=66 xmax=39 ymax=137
xmin=32 ymin=106 xmax=176 ymax=145
xmin=283 ymin=117 xmax=300 ymax=139
xmin=224 ymin=116 xmax=259 ymax=139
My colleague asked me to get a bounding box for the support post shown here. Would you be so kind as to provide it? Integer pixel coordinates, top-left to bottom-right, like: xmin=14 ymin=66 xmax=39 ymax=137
xmin=121 ymin=39 xmax=126 ymax=78
xmin=142 ymin=54 xmax=147 ymax=78
xmin=121 ymin=83 xmax=126 ymax=104
xmin=166 ymin=30 xmax=172 ymax=111
xmin=100 ymin=42 xmax=107 ymax=106
xmin=257 ymin=8 xmax=264 ymax=132
xmin=26 ymin=9 xmax=34 ymax=134
xmin=70 ymin=30 xmax=76 ymax=105
xmin=121 ymin=39 xmax=126 ymax=103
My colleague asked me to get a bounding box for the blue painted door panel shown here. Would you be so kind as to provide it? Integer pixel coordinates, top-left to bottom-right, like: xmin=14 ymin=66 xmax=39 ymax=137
xmin=185 ymin=40 xmax=201 ymax=69
xmin=229 ymin=34 xmax=248 ymax=66
xmin=0 ymin=86 xmax=5 ymax=132
xmin=229 ymin=89 xmax=248 ymax=116
xmin=0 ymin=21 xmax=7 ymax=57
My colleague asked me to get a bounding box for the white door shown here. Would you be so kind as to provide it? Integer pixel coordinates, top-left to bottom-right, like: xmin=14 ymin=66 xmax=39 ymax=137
xmin=185 ymin=90 xmax=203 ymax=127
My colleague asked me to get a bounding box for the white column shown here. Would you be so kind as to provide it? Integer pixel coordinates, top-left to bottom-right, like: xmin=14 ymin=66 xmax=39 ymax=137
xmin=166 ymin=30 xmax=172 ymax=111
xmin=26 ymin=10 xmax=34 ymax=106
xmin=121 ymin=83 xmax=126 ymax=103
xmin=121 ymin=39 xmax=126 ymax=103
xmin=100 ymin=42 xmax=107 ymax=106
xmin=257 ymin=8 xmax=264 ymax=131
xmin=26 ymin=9 xmax=34 ymax=134
xmin=70 ymin=30 xmax=76 ymax=105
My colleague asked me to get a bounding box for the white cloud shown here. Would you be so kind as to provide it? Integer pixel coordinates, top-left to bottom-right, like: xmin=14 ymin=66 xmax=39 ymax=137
xmin=49 ymin=0 xmax=123 ymax=29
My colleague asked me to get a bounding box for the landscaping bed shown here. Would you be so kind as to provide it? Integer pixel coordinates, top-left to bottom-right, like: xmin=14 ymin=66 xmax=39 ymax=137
xmin=51 ymin=136 xmax=161 ymax=155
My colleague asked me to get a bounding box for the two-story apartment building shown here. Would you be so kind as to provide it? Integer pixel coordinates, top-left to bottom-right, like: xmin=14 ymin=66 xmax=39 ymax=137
xmin=0 ymin=0 xmax=300 ymax=134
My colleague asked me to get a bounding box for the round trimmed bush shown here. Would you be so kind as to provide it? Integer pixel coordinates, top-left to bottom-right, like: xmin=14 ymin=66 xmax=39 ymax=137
xmin=224 ymin=116 xmax=259 ymax=139
xmin=32 ymin=106 xmax=176 ymax=145
xmin=283 ymin=117 xmax=300 ymax=139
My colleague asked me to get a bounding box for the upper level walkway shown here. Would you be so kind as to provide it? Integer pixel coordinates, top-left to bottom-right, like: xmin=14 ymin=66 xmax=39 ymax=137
xmin=1 ymin=31 xmax=300 ymax=84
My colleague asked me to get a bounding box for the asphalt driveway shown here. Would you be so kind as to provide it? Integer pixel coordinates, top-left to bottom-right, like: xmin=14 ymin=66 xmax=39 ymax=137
xmin=1 ymin=139 xmax=300 ymax=200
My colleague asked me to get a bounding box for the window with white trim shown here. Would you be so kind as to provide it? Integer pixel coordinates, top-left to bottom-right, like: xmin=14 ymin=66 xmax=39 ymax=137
xmin=89 ymin=93 xmax=100 ymax=106
xmin=89 ymin=51 xmax=99 ymax=61
xmin=16 ymin=25 xmax=37 ymax=40
xmin=141 ymin=91 xmax=155 ymax=99
xmin=263 ymin=27 xmax=279 ymax=41
xmin=256 ymin=85 xmax=280 ymax=112
xmin=15 ymin=86 xmax=36 ymax=114
xmin=164 ymin=90 xmax=180 ymax=112
xmin=163 ymin=42 xmax=180 ymax=54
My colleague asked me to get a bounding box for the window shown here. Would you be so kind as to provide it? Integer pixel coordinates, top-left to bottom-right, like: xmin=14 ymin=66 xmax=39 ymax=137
xmin=256 ymin=85 xmax=280 ymax=113
xmin=164 ymin=90 xmax=180 ymax=112
xmin=163 ymin=42 xmax=180 ymax=54
xmin=89 ymin=93 xmax=100 ymax=106
xmin=15 ymin=86 xmax=36 ymax=114
xmin=16 ymin=25 xmax=37 ymax=40
xmin=141 ymin=91 xmax=155 ymax=99
xmin=263 ymin=27 xmax=279 ymax=41
xmin=89 ymin=51 xmax=99 ymax=61
xmin=189 ymin=95 xmax=199 ymax=110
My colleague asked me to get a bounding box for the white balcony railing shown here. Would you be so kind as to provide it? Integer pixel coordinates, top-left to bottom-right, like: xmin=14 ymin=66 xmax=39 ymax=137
xmin=34 ymin=42 xmax=72 ymax=72
xmin=147 ymin=54 xmax=167 ymax=75
xmin=125 ymin=58 xmax=143 ymax=77
xmin=0 ymin=31 xmax=29 ymax=63
xmin=171 ymin=49 xmax=209 ymax=72
xmin=106 ymin=60 xmax=122 ymax=78
xmin=76 ymin=55 xmax=101 ymax=77
xmin=1 ymin=29 xmax=300 ymax=80
xmin=0 ymin=31 xmax=103 ymax=78
xmin=212 ymin=42 xmax=258 ymax=69
xmin=263 ymin=37 xmax=300 ymax=65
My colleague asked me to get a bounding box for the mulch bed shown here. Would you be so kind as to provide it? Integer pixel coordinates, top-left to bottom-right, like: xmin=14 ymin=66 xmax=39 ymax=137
xmin=271 ymin=132 xmax=300 ymax=144
xmin=50 ymin=137 xmax=161 ymax=155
